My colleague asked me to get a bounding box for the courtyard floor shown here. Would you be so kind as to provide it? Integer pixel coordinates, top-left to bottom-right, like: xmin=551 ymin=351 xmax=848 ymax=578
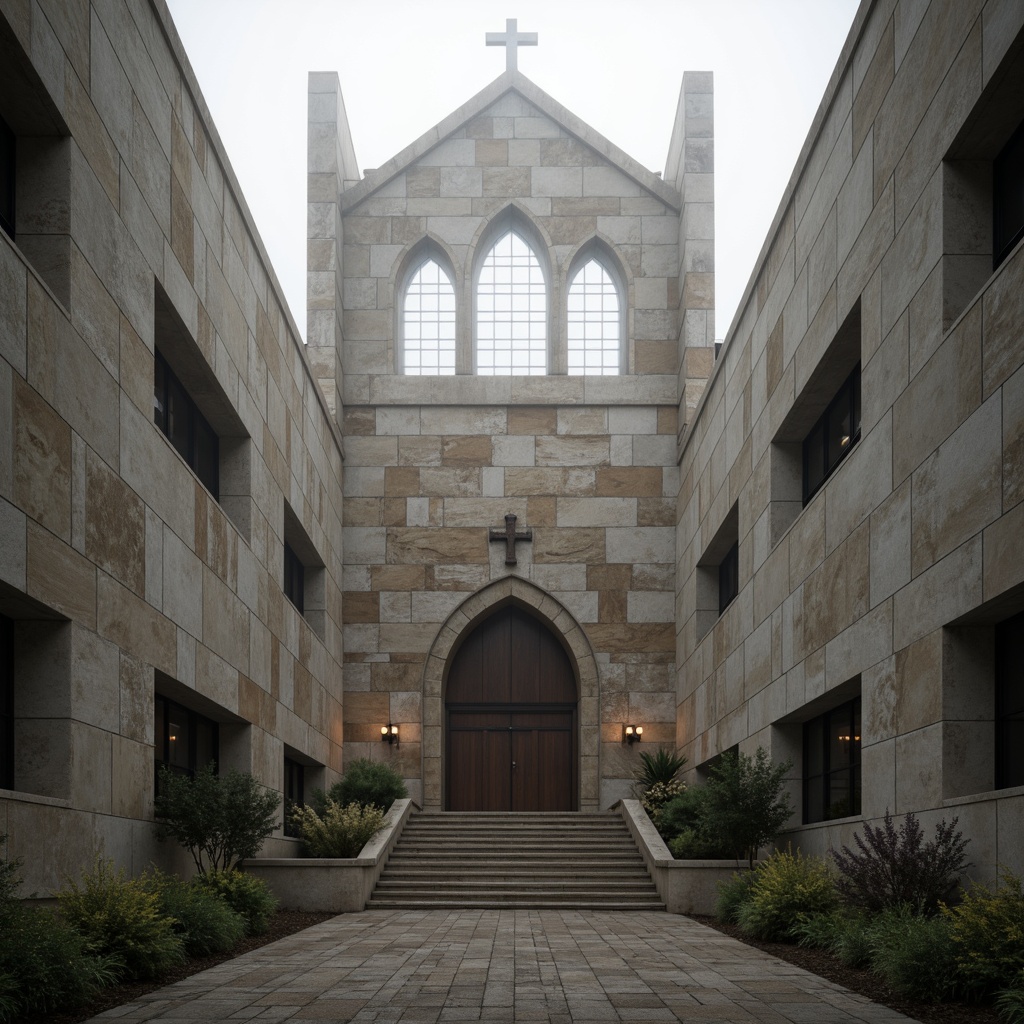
xmin=85 ymin=909 xmax=914 ymax=1023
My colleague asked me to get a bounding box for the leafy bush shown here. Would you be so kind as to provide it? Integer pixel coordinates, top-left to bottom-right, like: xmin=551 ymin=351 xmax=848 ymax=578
xmin=831 ymin=811 xmax=970 ymax=916
xmin=292 ymin=799 xmax=387 ymax=858
xmin=702 ymin=749 xmax=793 ymax=867
xmin=56 ymin=858 xmax=184 ymax=980
xmin=715 ymin=871 xmax=755 ymax=923
xmin=996 ymin=972 xmax=1024 ymax=1024
xmin=640 ymin=780 xmax=686 ymax=825
xmin=324 ymin=758 xmax=407 ymax=812
xmin=866 ymin=905 xmax=956 ymax=1002
xmin=944 ymin=871 xmax=1024 ymax=999
xmin=793 ymin=910 xmax=872 ymax=967
xmin=147 ymin=870 xmax=246 ymax=956
xmin=634 ymin=747 xmax=688 ymax=789
xmin=195 ymin=870 xmax=278 ymax=935
xmin=156 ymin=764 xmax=280 ymax=874
xmin=734 ymin=848 xmax=839 ymax=941
xmin=0 ymin=837 xmax=120 ymax=1022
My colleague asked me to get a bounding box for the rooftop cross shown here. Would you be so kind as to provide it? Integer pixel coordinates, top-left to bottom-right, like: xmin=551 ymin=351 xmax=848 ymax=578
xmin=485 ymin=18 xmax=538 ymax=72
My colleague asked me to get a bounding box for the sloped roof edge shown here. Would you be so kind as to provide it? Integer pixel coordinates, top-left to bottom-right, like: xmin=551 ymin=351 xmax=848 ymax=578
xmin=341 ymin=69 xmax=681 ymax=213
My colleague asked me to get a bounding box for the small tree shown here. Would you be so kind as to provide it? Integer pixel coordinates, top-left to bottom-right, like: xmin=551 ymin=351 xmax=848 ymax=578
xmin=698 ymin=748 xmax=793 ymax=867
xmin=155 ymin=764 xmax=280 ymax=874
xmin=326 ymin=758 xmax=408 ymax=812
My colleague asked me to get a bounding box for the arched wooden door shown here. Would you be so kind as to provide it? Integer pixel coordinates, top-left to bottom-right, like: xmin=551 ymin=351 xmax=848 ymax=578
xmin=446 ymin=606 xmax=578 ymax=811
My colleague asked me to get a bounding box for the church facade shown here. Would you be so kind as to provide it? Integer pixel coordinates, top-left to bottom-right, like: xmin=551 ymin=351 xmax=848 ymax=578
xmin=0 ymin=0 xmax=1022 ymax=895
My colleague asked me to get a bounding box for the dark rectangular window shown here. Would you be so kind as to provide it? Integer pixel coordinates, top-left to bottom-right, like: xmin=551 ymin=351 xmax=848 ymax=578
xmin=154 ymin=694 xmax=218 ymax=795
xmin=718 ymin=540 xmax=739 ymax=615
xmin=0 ymin=615 xmax=13 ymax=790
xmin=154 ymin=349 xmax=219 ymax=498
xmin=804 ymin=696 xmax=861 ymax=823
xmin=283 ymin=756 xmax=304 ymax=838
xmin=994 ymin=118 xmax=1024 ymax=271
xmin=284 ymin=540 xmax=304 ymax=614
xmin=0 ymin=113 xmax=14 ymax=240
xmin=803 ymin=365 xmax=861 ymax=504
xmin=996 ymin=610 xmax=1024 ymax=790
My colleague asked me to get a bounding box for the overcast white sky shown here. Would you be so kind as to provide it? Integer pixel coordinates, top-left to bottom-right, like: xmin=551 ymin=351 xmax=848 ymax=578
xmin=163 ymin=0 xmax=860 ymax=344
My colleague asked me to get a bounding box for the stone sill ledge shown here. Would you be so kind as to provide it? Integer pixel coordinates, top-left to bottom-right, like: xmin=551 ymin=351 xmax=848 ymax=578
xmin=944 ymin=785 xmax=1024 ymax=808
xmin=0 ymin=788 xmax=72 ymax=810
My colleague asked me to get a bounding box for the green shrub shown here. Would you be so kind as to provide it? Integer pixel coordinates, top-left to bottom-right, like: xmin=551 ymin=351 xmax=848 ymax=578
xmin=640 ymin=779 xmax=686 ymax=825
xmin=56 ymin=858 xmax=184 ymax=980
xmin=147 ymin=870 xmax=246 ymax=956
xmin=0 ymin=904 xmax=121 ymax=1021
xmin=944 ymin=871 xmax=1024 ymax=999
xmin=292 ymin=799 xmax=387 ymax=858
xmin=0 ymin=837 xmax=120 ymax=1022
xmin=696 ymin=748 xmax=793 ymax=867
xmin=996 ymin=972 xmax=1024 ymax=1024
xmin=831 ymin=811 xmax=969 ymax=916
xmin=866 ymin=905 xmax=956 ymax=1002
xmin=715 ymin=871 xmax=755 ymax=923
xmin=195 ymin=870 xmax=277 ymax=935
xmin=324 ymin=758 xmax=407 ymax=811
xmin=735 ymin=848 xmax=839 ymax=941
xmin=792 ymin=910 xmax=872 ymax=967
xmin=156 ymin=763 xmax=280 ymax=874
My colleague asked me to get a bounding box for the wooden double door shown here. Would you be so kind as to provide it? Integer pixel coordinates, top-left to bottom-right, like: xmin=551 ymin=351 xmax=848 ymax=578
xmin=446 ymin=606 xmax=577 ymax=811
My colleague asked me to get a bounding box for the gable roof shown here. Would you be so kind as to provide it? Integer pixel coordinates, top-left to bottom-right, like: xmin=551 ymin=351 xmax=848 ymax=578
xmin=340 ymin=69 xmax=681 ymax=213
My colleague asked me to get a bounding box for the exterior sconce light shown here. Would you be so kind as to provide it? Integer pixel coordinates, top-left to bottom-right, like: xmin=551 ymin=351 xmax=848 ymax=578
xmin=381 ymin=723 xmax=399 ymax=747
xmin=623 ymin=724 xmax=643 ymax=745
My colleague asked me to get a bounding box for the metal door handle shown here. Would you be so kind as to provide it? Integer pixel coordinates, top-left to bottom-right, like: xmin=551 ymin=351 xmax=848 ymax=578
xmin=512 ymin=761 xmax=517 ymax=769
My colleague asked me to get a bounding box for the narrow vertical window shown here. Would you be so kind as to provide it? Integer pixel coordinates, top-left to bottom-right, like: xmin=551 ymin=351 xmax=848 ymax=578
xmin=477 ymin=230 xmax=546 ymax=374
xmin=0 ymin=615 xmax=13 ymax=790
xmin=283 ymin=755 xmax=305 ymax=838
xmin=403 ymin=258 xmax=456 ymax=375
xmin=154 ymin=694 xmax=219 ymax=796
xmin=996 ymin=610 xmax=1024 ymax=789
xmin=994 ymin=118 xmax=1024 ymax=271
xmin=567 ymin=258 xmax=621 ymax=374
xmin=803 ymin=696 xmax=861 ymax=823
xmin=0 ymin=113 xmax=14 ymax=240
xmin=284 ymin=540 xmax=305 ymax=614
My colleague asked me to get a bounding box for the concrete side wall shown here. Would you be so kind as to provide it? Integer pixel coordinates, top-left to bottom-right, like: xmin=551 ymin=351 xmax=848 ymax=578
xmin=0 ymin=0 xmax=344 ymax=893
xmin=676 ymin=0 xmax=1024 ymax=882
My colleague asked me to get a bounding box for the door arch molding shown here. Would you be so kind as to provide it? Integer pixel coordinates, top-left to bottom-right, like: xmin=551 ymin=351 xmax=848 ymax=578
xmin=420 ymin=577 xmax=600 ymax=811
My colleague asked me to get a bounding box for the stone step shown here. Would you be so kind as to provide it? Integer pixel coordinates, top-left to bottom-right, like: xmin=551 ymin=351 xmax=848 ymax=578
xmin=371 ymin=810 xmax=661 ymax=911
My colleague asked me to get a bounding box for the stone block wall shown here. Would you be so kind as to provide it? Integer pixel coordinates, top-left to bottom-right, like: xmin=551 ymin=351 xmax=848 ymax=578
xmin=0 ymin=0 xmax=344 ymax=892
xmin=676 ymin=0 xmax=1024 ymax=881
xmin=334 ymin=77 xmax=692 ymax=808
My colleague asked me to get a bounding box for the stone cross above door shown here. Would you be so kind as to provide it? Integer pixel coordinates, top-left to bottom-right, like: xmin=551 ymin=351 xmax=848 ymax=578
xmin=485 ymin=18 xmax=538 ymax=72
xmin=489 ymin=513 xmax=532 ymax=566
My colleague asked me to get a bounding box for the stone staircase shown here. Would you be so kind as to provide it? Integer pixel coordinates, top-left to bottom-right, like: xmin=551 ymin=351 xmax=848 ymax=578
xmin=368 ymin=811 xmax=665 ymax=910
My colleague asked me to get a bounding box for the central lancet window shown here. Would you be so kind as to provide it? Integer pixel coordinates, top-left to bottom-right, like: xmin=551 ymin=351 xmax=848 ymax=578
xmin=567 ymin=257 xmax=622 ymax=374
xmin=477 ymin=230 xmax=547 ymax=374
xmin=403 ymin=257 xmax=456 ymax=375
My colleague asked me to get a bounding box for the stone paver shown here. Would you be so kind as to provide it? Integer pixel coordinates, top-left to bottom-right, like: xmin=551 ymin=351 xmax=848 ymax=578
xmin=87 ymin=910 xmax=913 ymax=1023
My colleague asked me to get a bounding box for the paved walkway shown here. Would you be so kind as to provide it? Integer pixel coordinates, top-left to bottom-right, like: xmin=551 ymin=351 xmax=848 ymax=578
xmin=89 ymin=910 xmax=914 ymax=1023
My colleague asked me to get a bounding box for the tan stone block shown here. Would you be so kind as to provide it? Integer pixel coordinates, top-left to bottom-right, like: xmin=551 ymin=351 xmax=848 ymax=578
xmin=384 ymin=466 xmax=420 ymax=497
xmin=202 ymin=568 xmax=250 ymax=670
xmin=547 ymin=216 xmax=597 ymax=245
xmin=420 ymin=467 xmax=481 ymax=496
xmin=343 ymin=498 xmax=382 ymax=526
xmin=343 ymin=591 xmax=379 ymax=623
xmin=370 ymin=565 xmax=427 ymax=590
xmin=532 ymin=528 xmax=604 ymax=563
xmin=527 ymin=496 xmax=556 ymax=526
xmin=504 ymin=467 xmax=595 ymax=496
xmin=442 ymin=436 xmax=493 ymax=466
xmin=599 ymin=590 xmax=627 ymax=623
xmin=14 ymin=377 xmax=71 ymax=540
xmin=382 ymin=498 xmax=406 ymax=526
xmin=119 ymin=651 xmax=152 ymax=744
xmin=443 ymin=496 xmax=528 ymax=527
xmin=344 ymin=218 xmax=390 ymax=244
xmin=387 ymin=527 xmax=487 ymax=564
xmin=585 ymin=623 xmax=674 ymax=654
xmin=894 ymin=631 xmax=942 ymax=734
xmin=588 ymin=564 xmax=632 ymax=590
xmin=635 ymin=341 xmax=677 ymax=375
xmin=983 ymin=499 xmax=1024 ymax=601
xmin=405 ymin=167 xmax=437 ymax=198
xmin=428 ymin=564 xmax=489 ymax=590
xmin=482 ymin=166 xmax=530 ymax=197
xmin=97 ymin=573 xmax=175 ymax=674
xmin=594 ymin=467 xmax=663 ymax=497
xmin=85 ymin=451 xmax=145 ymax=595
xmin=910 ymin=395 xmax=1001 ymax=575
xmin=111 ymin=735 xmax=152 ymax=819
xmin=475 ymin=139 xmax=507 ymax=166
xmin=508 ymin=406 xmax=556 ymax=434
xmin=399 ymin=435 xmax=443 ymax=466
xmin=535 ymin=436 xmax=609 ymax=466
xmin=983 ymin=247 xmax=1024 ymax=398
xmin=391 ymin=217 xmax=428 ymax=245
xmin=557 ymin=497 xmax=636 ymax=527
xmin=420 ymin=407 xmax=506 ymax=435
xmin=638 ymin=497 xmax=675 ymax=527
xmin=657 ymin=407 xmax=678 ymax=435
xmin=26 ymin=521 xmax=96 ymax=628
xmin=557 ymin=407 xmax=607 ymax=435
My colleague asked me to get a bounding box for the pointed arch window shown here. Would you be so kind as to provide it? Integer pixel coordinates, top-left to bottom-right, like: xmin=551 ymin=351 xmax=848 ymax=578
xmin=476 ymin=230 xmax=547 ymax=375
xmin=567 ymin=257 xmax=622 ymax=374
xmin=402 ymin=257 xmax=456 ymax=375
